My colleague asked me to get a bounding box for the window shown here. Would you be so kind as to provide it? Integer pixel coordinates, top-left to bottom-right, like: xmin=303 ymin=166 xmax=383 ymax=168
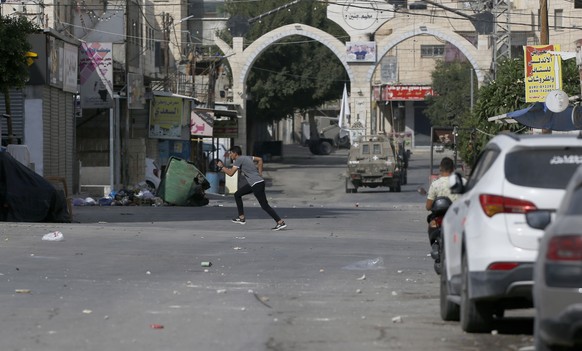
xmin=465 ymin=148 xmax=500 ymax=191
xmin=373 ymin=144 xmax=381 ymax=154
xmin=505 ymin=148 xmax=582 ymax=189
xmin=420 ymin=45 xmax=445 ymax=58
xmin=576 ymin=0 xmax=582 ymax=9
xmin=362 ymin=144 xmax=370 ymax=155
xmin=554 ymin=9 xmax=563 ymax=30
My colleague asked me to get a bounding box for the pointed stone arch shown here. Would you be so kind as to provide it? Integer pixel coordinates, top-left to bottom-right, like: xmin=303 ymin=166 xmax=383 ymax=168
xmin=368 ymin=24 xmax=491 ymax=84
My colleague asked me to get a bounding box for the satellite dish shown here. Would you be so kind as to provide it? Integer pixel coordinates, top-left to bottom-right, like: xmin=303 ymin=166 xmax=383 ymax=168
xmin=545 ymin=90 xmax=569 ymax=113
xmin=572 ymin=105 xmax=582 ymax=129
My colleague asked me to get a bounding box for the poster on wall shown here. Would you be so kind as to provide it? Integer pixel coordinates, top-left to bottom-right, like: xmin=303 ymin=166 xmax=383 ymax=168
xmin=63 ymin=43 xmax=78 ymax=93
xmin=524 ymin=44 xmax=562 ymax=102
xmin=149 ymin=95 xmax=183 ymax=139
xmin=48 ymin=36 xmax=63 ymax=88
xmin=346 ymin=41 xmax=376 ymax=62
xmin=79 ymin=42 xmax=113 ymax=109
xmin=128 ymin=73 xmax=146 ymax=110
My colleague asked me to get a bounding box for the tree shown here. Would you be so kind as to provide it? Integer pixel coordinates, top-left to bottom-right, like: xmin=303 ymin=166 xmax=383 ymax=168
xmin=222 ymin=0 xmax=348 ymax=125
xmin=0 ymin=15 xmax=38 ymax=143
xmin=425 ymin=61 xmax=476 ymax=127
xmin=456 ymin=57 xmax=580 ymax=166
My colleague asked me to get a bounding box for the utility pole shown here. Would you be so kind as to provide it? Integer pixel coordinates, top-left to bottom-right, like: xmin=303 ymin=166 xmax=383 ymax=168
xmin=163 ymin=12 xmax=171 ymax=91
xmin=540 ymin=0 xmax=549 ymax=45
xmin=540 ymin=0 xmax=551 ymax=133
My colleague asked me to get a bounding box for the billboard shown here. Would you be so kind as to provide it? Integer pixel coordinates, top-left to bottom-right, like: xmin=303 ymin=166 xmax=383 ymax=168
xmin=524 ymin=44 xmax=563 ymax=102
xmin=149 ymin=95 xmax=183 ymax=139
xmin=79 ymin=42 xmax=113 ymax=109
xmin=346 ymin=41 xmax=376 ymax=62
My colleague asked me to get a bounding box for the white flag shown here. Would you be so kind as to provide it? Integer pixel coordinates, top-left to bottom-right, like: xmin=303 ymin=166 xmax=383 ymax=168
xmin=338 ymin=84 xmax=350 ymax=129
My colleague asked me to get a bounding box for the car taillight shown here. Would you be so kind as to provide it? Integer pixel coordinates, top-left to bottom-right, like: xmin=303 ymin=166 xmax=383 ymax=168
xmin=487 ymin=262 xmax=521 ymax=271
xmin=547 ymin=235 xmax=582 ymax=262
xmin=479 ymin=194 xmax=537 ymax=217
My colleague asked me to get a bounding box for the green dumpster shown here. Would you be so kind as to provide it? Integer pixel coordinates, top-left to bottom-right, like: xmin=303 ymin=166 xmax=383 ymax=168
xmin=158 ymin=157 xmax=210 ymax=206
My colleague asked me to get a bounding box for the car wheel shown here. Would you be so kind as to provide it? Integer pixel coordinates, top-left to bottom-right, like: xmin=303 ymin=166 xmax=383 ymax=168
xmin=319 ymin=141 xmax=333 ymax=155
xmin=534 ymin=316 xmax=554 ymax=351
xmin=440 ymin=240 xmax=460 ymax=321
xmin=345 ymin=178 xmax=355 ymax=193
xmin=395 ymin=181 xmax=401 ymax=192
xmin=309 ymin=143 xmax=320 ymax=155
xmin=460 ymin=254 xmax=493 ymax=333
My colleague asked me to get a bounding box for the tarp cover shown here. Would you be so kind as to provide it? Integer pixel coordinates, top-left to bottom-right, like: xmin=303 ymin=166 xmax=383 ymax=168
xmin=0 ymin=152 xmax=70 ymax=222
xmin=509 ymin=102 xmax=579 ymax=131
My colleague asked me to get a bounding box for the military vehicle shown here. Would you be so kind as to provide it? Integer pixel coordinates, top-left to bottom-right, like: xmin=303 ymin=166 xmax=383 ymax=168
xmin=345 ymin=134 xmax=405 ymax=193
xmin=302 ymin=116 xmax=350 ymax=155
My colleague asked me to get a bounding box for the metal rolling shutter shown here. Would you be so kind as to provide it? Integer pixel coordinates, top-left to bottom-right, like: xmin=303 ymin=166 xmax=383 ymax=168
xmin=43 ymin=86 xmax=75 ymax=191
xmin=0 ymin=90 xmax=25 ymax=145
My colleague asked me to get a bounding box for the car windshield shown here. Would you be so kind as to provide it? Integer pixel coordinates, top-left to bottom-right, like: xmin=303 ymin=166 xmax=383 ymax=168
xmin=505 ymin=147 xmax=582 ymax=189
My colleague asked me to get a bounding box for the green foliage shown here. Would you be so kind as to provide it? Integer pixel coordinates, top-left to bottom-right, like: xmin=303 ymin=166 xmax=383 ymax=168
xmin=0 ymin=16 xmax=38 ymax=93
xmin=222 ymin=0 xmax=348 ymax=122
xmin=425 ymin=61 xmax=476 ymax=127
xmin=455 ymin=57 xmax=581 ymax=166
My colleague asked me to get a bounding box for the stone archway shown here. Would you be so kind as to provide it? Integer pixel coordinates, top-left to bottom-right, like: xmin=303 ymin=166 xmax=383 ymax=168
xmin=215 ymin=24 xmax=358 ymax=152
xmin=214 ymin=22 xmax=492 ymax=152
xmin=369 ymin=24 xmax=491 ymax=85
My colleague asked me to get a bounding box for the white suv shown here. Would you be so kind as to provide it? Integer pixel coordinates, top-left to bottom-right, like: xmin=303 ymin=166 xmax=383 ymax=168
xmin=440 ymin=132 xmax=582 ymax=333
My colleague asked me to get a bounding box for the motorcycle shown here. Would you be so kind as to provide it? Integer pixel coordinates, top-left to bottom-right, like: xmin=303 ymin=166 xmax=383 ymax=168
xmin=427 ymin=196 xmax=452 ymax=275
xmin=418 ymin=187 xmax=452 ymax=275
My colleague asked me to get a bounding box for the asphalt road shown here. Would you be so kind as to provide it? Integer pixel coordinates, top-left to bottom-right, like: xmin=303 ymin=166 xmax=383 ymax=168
xmin=0 ymin=144 xmax=535 ymax=351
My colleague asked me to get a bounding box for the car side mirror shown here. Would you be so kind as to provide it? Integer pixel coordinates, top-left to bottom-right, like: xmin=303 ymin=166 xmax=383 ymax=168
xmin=525 ymin=210 xmax=552 ymax=230
xmin=449 ymin=172 xmax=464 ymax=194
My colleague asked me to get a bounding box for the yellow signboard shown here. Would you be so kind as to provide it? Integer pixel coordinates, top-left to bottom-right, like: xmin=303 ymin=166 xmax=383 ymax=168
xmin=524 ymin=44 xmax=562 ymax=102
xmin=149 ymin=96 xmax=183 ymax=139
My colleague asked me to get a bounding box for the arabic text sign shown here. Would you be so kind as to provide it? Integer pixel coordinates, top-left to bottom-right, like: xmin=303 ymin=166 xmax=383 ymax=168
xmin=524 ymin=44 xmax=562 ymax=102
xmin=149 ymin=96 xmax=183 ymax=139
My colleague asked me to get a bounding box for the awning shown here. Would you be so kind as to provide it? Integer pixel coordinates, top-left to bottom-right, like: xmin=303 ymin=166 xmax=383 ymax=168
xmin=488 ymin=102 xmax=580 ymax=131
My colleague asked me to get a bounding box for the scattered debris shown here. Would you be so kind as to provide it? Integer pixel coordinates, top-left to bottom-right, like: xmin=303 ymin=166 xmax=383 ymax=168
xmin=15 ymin=289 xmax=31 ymax=294
xmin=201 ymin=262 xmax=212 ymax=267
xmin=357 ymin=274 xmax=366 ymax=281
xmin=251 ymin=291 xmax=272 ymax=308
xmin=42 ymin=231 xmax=64 ymax=241
xmin=150 ymin=324 xmax=164 ymax=329
xmin=392 ymin=315 xmax=403 ymax=323
xmin=82 ymin=309 xmax=92 ymax=314
xmin=343 ymin=257 xmax=384 ymax=270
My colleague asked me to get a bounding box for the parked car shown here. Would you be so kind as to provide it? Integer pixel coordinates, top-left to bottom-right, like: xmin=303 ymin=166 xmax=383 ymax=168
xmin=526 ymin=165 xmax=582 ymax=351
xmin=440 ymin=133 xmax=582 ymax=333
xmin=145 ymin=157 xmax=161 ymax=191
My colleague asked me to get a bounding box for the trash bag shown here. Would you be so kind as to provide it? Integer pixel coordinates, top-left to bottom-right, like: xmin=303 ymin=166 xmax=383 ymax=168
xmin=0 ymin=153 xmax=70 ymax=223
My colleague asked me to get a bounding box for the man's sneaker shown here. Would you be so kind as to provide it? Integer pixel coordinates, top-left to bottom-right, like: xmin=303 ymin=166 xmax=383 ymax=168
xmin=272 ymin=222 xmax=287 ymax=231
xmin=232 ymin=217 xmax=246 ymax=225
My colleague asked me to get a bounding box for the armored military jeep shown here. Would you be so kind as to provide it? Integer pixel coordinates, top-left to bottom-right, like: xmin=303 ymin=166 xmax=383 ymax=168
xmin=345 ymin=135 xmax=403 ymax=193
